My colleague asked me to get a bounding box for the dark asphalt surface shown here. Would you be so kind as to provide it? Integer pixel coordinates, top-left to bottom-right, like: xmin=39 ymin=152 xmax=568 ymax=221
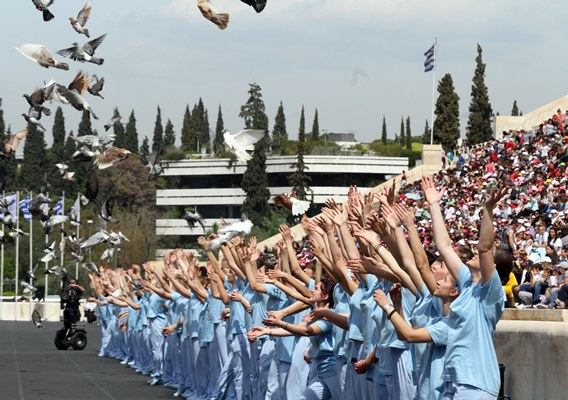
xmin=0 ymin=321 xmax=175 ymax=400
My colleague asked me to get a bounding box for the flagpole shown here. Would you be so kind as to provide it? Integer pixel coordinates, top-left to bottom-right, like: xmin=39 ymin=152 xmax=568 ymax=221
xmin=430 ymin=38 xmax=437 ymax=145
xmin=60 ymin=192 xmax=65 ymax=282
xmin=75 ymin=193 xmax=80 ymax=280
xmin=0 ymin=191 xmax=5 ymax=319
xmin=14 ymin=191 xmax=20 ymax=318
xmin=44 ymin=192 xmax=50 ymax=300
xmin=28 ymin=192 xmax=33 ymax=316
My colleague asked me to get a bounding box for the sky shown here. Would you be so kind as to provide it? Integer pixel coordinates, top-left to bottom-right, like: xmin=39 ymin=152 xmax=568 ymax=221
xmin=0 ymin=0 xmax=566 ymax=148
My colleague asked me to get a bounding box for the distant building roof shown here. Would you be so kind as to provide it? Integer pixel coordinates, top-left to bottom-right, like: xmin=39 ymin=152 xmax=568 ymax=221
xmin=324 ymin=133 xmax=357 ymax=143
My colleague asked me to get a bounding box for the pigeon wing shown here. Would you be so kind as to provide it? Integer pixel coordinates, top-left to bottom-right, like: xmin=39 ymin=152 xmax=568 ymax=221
xmin=67 ymin=71 xmax=89 ymax=95
xmin=83 ymin=33 xmax=107 ymax=55
xmin=56 ymin=45 xmax=77 ymax=58
xmin=4 ymin=129 xmax=28 ymax=155
xmin=233 ymin=129 xmax=265 ymax=150
xmin=16 ymin=44 xmax=51 ymax=66
xmin=76 ymin=2 xmax=92 ymax=26
xmin=90 ymin=76 xmax=104 ymax=92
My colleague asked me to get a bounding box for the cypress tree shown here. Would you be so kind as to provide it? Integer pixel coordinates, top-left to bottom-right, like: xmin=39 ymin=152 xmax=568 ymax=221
xmin=163 ymin=119 xmax=176 ymax=149
xmin=78 ymin=110 xmax=93 ymax=137
xmin=511 ymin=100 xmax=519 ymax=116
xmin=433 ymin=73 xmax=460 ymax=151
xmin=240 ymin=83 xmax=270 ymax=227
xmin=213 ymin=105 xmax=225 ymax=155
xmin=19 ymin=123 xmax=48 ymax=191
xmin=400 ymin=117 xmax=405 ymax=146
xmin=111 ymin=107 xmax=126 ymax=148
xmin=405 ymin=116 xmax=412 ymax=149
xmin=51 ymin=107 xmax=66 ymax=162
xmin=466 ymin=44 xmax=493 ymax=145
xmin=299 ymin=106 xmax=306 ymax=142
xmin=289 ymin=109 xmax=311 ymax=200
xmin=196 ymin=98 xmax=210 ymax=152
xmin=271 ymin=101 xmax=287 ymax=155
xmin=152 ymin=106 xmax=163 ymax=154
xmin=422 ymin=119 xmax=431 ymax=144
xmin=381 ymin=116 xmax=387 ymax=144
xmin=140 ymin=136 xmax=150 ymax=160
xmin=180 ymin=105 xmax=192 ymax=152
xmin=124 ymin=110 xmax=139 ymax=153
xmin=311 ymin=108 xmax=320 ymax=141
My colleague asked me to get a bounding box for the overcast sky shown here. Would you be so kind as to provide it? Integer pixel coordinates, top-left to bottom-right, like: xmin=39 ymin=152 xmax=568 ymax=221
xmin=0 ymin=1 xmax=565 ymax=147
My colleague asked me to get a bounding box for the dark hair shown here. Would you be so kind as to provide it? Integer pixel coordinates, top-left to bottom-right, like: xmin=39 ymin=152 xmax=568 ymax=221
xmin=456 ymin=246 xmax=475 ymax=262
xmin=494 ymin=248 xmax=513 ymax=282
xmin=319 ymin=274 xmax=335 ymax=306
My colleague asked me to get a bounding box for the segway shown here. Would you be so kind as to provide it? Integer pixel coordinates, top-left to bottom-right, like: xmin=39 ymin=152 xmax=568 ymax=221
xmin=54 ymin=322 xmax=88 ymax=350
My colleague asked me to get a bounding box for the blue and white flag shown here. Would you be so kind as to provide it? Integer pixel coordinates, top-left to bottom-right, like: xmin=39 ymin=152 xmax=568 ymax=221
xmin=5 ymin=194 xmax=18 ymax=218
xmin=69 ymin=196 xmax=81 ymax=226
xmin=19 ymin=195 xmax=31 ymax=222
xmin=52 ymin=196 xmax=64 ymax=216
xmin=424 ymin=43 xmax=435 ymax=72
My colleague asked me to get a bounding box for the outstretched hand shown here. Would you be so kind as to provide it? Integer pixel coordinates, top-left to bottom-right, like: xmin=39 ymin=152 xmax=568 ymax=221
xmin=421 ymin=176 xmax=446 ymax=204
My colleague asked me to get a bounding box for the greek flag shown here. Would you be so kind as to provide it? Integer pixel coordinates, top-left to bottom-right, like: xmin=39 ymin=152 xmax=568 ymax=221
xmin=52 ymin=196 xmax=64 ymax=216
xmin=19 ymin=195 xmax=31 ymax=222
xmin=424 ymin=43 xmax=435 ymax=72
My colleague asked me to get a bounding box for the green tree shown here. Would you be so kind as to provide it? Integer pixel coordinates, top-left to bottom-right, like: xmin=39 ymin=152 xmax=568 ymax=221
xmin=433 ymin=73 xmax=460 ymax=151
xmin=78 ymin=109 xmax=93 ymax=137
xmin=511 ymin=100 xmax=519 ymax=116
xmin=399 ymin=117 xmax=405 ymax=145
xmin=19 ymin=123 xmax=48 ymax=192
xmin=422 ymin=119 xmax=432 ymax=144
xmin=298 ymin=106 xmax=306 ymax=142
xmin=152 ymin=106 xmax=163 ymax=154
xmin=140 ymin=136 xmax=150 ymax=160
xmin=289 ymin=109 xmax=311 ymax=200
xmin=124 ymin=110 xmax=139 ymax=153
xmin=311 ymin=108 xmax=320 ymax=141
xmin=405 ymin=116 xmax=412 ymax=150
xmin=163 ymin=119 xmax=176 ymax=149
xmin=213 ymin=105 xmax=225 ymax=155
xmin=111 ymin=108 xmax=126 ymax=148
xmin=180 ymin=105 xmax=192 ymax=152
xmin=466 ymin=44 xmax=493 ymax=145
xmin=381 ymin=116 xmax=387 ymax=144
xmin=51 ymin=107 xmax=66 ymax=161
xmin=240 ymin=83 xmax=270 ymax=227
xmin=271 ymin=101 xmax=287 ymax=155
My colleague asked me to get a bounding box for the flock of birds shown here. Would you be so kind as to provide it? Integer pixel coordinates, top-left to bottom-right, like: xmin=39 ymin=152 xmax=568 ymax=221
xmin=1 ymin=1 xmax=315 ymax=314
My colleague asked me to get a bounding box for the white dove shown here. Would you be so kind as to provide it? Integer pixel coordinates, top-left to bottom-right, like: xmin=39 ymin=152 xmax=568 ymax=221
xmin=21 ymin=280 xmax=36 ymax=294
xmin=223 ymin=129 xmax=265 ymax=163
xmin=272 ymin=192 xmax=311 ymax=216
xmin=217 ymin=215 xmax=253 ymax=236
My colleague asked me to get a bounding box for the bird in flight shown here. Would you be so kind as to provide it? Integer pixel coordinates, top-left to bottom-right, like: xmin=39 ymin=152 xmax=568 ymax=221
xmin=273 ymin=192 xmax=311 ymax=216
xmin=69 ymin=2 xmax=92 ymax=38
xmin=57 ymin=33 xmax=107 ymax=65
xmin=223 ymin=129 xmax=265 ymax=162
xmin=197 ymin=0 xmax=229 ymax=30
xmin=31 ymin=0 xmax=55 ymax=22
xmin=16 ymin=44 xmax=69 ymax=70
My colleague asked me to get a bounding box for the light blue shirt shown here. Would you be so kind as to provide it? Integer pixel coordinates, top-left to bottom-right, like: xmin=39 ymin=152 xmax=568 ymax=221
xmin=439 ymin=264 xmax=505 ymax=396
xmin=147 ymin=292 xmax=166 ymax=320
xmin=311 ymin=320 xmax=337 ymax=378
xmin=332 ymin=283 xmax=350 ymax=358
xmin=224 ymin=276 xmax=247 ymax=335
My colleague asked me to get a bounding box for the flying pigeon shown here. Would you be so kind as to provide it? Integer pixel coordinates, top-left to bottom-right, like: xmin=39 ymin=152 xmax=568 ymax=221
xmin=218 ymin=215 xmax=253 ymax=236
xmin=182 ymin=211 xmax=205 ymax=230
xmin=273 ymin=192 xmax=311 ymax=216
xmin=15 ymin=44 xmax=69 ymax=70
xmin=197 ymin=0 xmax=230 ymax=30
xmin=57 ymin=33 xmax=107 ymax=65
xmin=41 ymin=215 xmax=69 ymax=235
xmin=99 ymin=199 xmax=118 ymax=224
xmin=1 ymin=213 xmax=14 ymax=229
xmin=88 ymin=74 xmax=104 ymax=99
xmin=146 ymin=149 xmax=162 ymax=179
xmin=45 ymin=265 xmax=66 ymax=276
xmin=53 ymin=71 xmax=98 ymax=119
xmin=21 ymin=280 xmax=37 ymax=294
xmin=101 ymin=247 xmax=114 ymax=263
xmin=81 ymin=230 xmax=110 ymax=250
xmin=3 ymin=128 xmax=28 ymax=156
xmin=240 ymin=0 xmax=267 ymax=13
xmin=55 ymin=163 xmax=75 ymax=180
xmin=22 ymin=109 xmax=46 ymax=132
xmin=82 ymin=261 xmax=100 ymax=276
xmin=24 ymin=264 xmax=40 ymax=281
xmin=23 ymin=80 xmax=55 ymax=117
xmin=31 ymin=309 xmax=44 ymax=329
xmin=41 ymin=250 xmax=56 ymax=263
xmin=69 ymin=2 xmax=92 ymax=38
xmin=70 ymin=133 xmax=114 ymax=150
xmin=9 ymin=228 xmax=29 ymax=238
xmin=104 ymin=115 xmax=121 ymax=132
xmin=72 ymin=146 xmax=96 ymax=162
xmin=95 ymin=147 xmax=130 ymax=169
xmin=31 ymin=0 xmax=55 ymax=21
xmin=108 ymin=231 xmax=129 ymax=246
xmin=223 ymin=129 xmax=266 ymax=162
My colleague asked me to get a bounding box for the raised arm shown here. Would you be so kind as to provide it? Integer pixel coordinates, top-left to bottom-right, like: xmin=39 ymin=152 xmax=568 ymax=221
xmin=478 ymin=187 xmax=509 ymax=285
xmin=280 ymin=225 xmax=312 ymax=285
xmin=421 ymin=176 xmax=463 ymax=283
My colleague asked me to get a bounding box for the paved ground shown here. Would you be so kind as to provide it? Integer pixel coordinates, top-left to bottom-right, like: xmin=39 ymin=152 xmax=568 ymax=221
xmin=0 ymin=321 xmax=175 ymax=400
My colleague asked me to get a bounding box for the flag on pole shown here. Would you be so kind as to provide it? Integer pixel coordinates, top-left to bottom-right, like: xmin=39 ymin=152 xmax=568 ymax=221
xmin=5 ymin=194 xmax=18 ymax=218
xmin=52 ymin=196 xmax=64 ymax=216
xmin=70 ymin=196 xmax=81 ymax=226
xmin=19 ymin=195 xmax=31 ymax=222
xmin=424 ymin=43 xmax=435 ymax=72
